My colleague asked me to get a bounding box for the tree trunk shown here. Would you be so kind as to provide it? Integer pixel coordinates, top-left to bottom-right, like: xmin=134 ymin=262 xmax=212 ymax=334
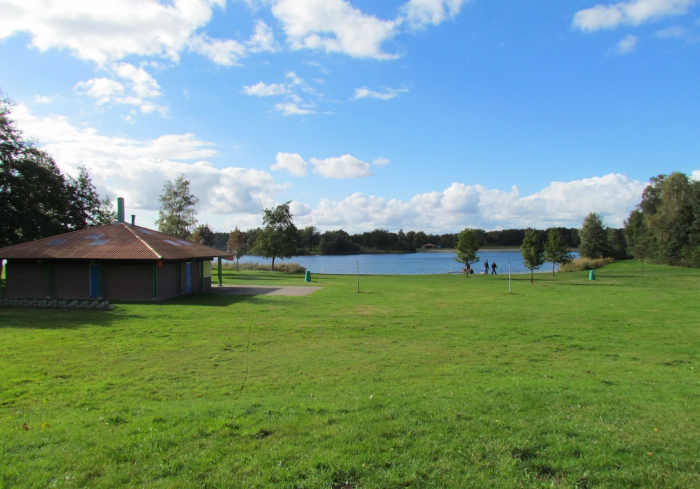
xmin=236 ymin=258 xmax=239 ymax=272
xmin=530 ymin=269 xmax=534 ymax=284
xmin=552 ymin=262 xmax=555 ymax=275
xmin=271 ymin=256 xmax=276 ymax=271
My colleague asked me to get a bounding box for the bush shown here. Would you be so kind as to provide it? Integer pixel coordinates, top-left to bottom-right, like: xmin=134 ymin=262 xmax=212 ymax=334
xmin=559 ymin=257 xmax=614 ymax=272
xmin=230 ymin=262 xmax=306 ymax=273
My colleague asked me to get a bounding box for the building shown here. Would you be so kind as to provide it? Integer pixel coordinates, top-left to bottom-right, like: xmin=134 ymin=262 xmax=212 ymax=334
xmin=0 ymin=221 xmax=232 ymax=301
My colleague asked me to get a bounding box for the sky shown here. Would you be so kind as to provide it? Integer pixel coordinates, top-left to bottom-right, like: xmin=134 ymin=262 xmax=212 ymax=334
xmin=1 ymin=0 xmax=699 ymax=234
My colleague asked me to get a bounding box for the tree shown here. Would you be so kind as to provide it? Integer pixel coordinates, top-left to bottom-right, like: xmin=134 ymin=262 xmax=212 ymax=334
xmin=155 ymin=175 xmax=199 ymax=239
xmin=95 ymin=196 xmax=118 ymax=225
xmin=227 ymin=227 xmax=247 ymax=271
xmin=319 ymin=230 xmax=361 ymax=255
xmin=299 ymin=225 xmax=320 ymax=253
xmin=646 ymin=172 xmax=694 ymax=265
xmin=65 ymin=166 xmax=110 ymax=229
xmin=256 ymin=202 xmax=298 ymax=270
xmin=1 ymin=94 xmax=71 ymax=246
xmin=579 ymin=213 xmax=608 ymax=259
xmin=413 ymin=231 xmax=428 ymax=249
xmin=521 ymin=227 xmax=545 ymax=283
xmin=606 ymin=228 xmax=628 ymax=260
xmin=191 ymin=223 xmax=215 ymax=246
xmin=544 ymin=228 xmax=572 ymax=275
xmin=454 ymin=228 xmax=479 ymax=278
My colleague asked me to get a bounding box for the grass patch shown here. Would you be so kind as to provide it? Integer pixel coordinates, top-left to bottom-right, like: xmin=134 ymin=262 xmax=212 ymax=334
xmin=1 ymin=260 xmax=700 ymax=487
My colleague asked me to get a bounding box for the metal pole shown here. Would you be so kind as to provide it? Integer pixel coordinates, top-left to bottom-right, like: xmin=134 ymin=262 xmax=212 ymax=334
xmin=357 ymin=260 xmax=360 ymax=293
xmin=508 ymin=262 xmax=511 ymax=294
xmin=218 ymin=257 xmax=223 ymax=286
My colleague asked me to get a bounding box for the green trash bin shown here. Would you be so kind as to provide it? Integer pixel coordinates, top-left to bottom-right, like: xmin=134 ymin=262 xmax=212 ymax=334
xmin=589 ymin=270 xmax=595 ymax=281
xmin=304 ymin=270 xmax=311 ymax=283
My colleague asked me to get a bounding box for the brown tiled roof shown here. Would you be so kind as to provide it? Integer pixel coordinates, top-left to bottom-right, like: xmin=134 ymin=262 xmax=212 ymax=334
xmin=0 ymin=223 xmax=233 ymax=261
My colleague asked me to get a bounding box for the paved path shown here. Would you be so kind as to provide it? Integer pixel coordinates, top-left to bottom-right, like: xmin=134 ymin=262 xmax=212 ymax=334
xmin=210 ymin=284 xmax=322 ymax=296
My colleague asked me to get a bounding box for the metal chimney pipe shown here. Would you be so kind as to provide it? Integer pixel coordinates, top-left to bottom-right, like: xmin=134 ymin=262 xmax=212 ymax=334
xmin=131 ymin=215 xmax=135 ymax=226
xmin=117 ymin=197 xmax=125 ymax=223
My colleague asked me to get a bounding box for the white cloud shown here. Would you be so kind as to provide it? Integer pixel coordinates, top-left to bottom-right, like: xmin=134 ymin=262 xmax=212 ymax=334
xmin=275 ymin=101 xmax=315 ymax=116
xmin=246 ymin=19 xmax=278 ymax=53
xmin=243 ymin=81 xmax=291 ymax=96
xmin=372 ymin=157 xmax=391 ymax=166
xmin=310 ymin=154 xmax=373 ymax=179
xmin=271 ymin=0 xmax=400 ymax=60
xmin=11 ymin=104 xmax=285 ymax=227
xmin=611 ymin=34 xmax=639 ymax=54
xmin=691 ymin=170 xmax=700 ymax=181
xmin=0 ymin=0 xmax=276 ymax=71
xmin=307 ymin=193 xmax=412 ymax=231
xmin=655 ymin=25 xmax=689 ymax=37
xmin=74 ymin=63 xmax=167 ymax=115
xmin=573 ymin=0 xmax=696 ymax=32
xmin=74 ymin=78 xmax=125 ymax=105
xmin=188 ymin=33 xmax=248 ymax=67
xmin=33 ymin=94 xmax=57 ymax=104
xmin=296 ymin=174 xmax=645 ymax=233
xmin=401 ymin=0 xmax=469 ymax=29
xmin=244 ymin=72 xmax=318 ymax=114
xmin=353 ymin=87 xmax=409 ymax=100
xmin=0 ymin=0 xmax=224 ymax=66
xmin=272 ymin=152 xmax=308 ymax=176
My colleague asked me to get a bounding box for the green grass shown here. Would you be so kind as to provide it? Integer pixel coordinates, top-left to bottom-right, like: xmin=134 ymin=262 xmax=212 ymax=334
xmin=1 ymin=261 xmax=699 ymax=488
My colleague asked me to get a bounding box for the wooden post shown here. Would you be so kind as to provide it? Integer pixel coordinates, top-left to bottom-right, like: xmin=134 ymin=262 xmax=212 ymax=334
xmin=218 ymin=257 xmax=223 ymax=286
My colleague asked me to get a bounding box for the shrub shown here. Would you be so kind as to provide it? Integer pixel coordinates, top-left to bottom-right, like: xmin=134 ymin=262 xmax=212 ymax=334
xmin=231 ymin=262 xmax=306 ymax=273
xmin=559 ymin=257 xmax=614 ymax=272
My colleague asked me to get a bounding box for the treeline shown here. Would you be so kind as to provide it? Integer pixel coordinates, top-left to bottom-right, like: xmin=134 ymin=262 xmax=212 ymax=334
xmin=1 ymin=95 xmax=115 ymax=248
xmin=625 ymin=172 xmax=700 ymax=267
xmin=210 ymin=227 xmax=581 ymax=256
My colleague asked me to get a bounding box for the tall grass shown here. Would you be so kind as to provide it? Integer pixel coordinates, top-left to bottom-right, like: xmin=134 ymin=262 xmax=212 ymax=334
xmin=559 ymin=256 xmax=615 ymax=272
xmin=223 ymin=261 xmax=306 ymax=273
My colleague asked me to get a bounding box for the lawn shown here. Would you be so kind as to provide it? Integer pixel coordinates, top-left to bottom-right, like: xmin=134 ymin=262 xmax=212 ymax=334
xmin=1 ymin=261 xmax=699 ymax=488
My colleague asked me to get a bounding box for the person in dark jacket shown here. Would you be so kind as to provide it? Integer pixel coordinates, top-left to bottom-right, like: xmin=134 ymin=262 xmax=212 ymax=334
xmin=491 ymin=261 xmax=497 ymax=274
xmin=484 ymin=260 xmax=489 ymax=274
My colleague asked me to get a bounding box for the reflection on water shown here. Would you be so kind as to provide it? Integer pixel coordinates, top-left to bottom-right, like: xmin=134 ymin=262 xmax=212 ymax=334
xmin=230 ymin=250 xmax=575 ymax=275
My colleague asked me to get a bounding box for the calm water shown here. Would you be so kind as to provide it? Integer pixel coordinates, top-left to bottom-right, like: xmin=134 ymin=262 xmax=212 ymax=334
xmin=232 ymin=251 xmax=571 ymax=275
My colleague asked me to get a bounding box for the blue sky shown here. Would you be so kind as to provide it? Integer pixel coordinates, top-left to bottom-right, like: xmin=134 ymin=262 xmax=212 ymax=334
xmin=1 ymin=0 xmax=699 ymax=233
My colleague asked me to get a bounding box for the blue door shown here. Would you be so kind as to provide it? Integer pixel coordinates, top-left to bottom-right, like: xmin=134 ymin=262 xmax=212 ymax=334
xmin=185 ymin=262 xmax=192 ymax=293
xmin=89 ymin=264 xmax=100 ymax=298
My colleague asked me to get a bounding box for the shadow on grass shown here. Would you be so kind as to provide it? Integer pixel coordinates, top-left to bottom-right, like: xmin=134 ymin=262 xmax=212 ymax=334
xmin=155 ymin=292 xmax=299 ymax=307
xmin=0 ymin=307 xmax=143 ymax=329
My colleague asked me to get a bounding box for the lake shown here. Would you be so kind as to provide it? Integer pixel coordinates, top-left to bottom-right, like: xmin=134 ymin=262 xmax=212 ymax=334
xmin=231 ymin=250 xmax=573 ymax=275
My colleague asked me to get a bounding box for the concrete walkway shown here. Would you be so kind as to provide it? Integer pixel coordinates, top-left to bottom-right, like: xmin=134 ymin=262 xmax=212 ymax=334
xmin=210 ymin=284 xmax=322 ymax=296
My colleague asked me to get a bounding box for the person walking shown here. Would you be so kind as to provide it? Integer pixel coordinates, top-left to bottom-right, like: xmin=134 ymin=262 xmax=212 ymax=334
xmin=484 ymin=260 xmax=489 ymax=274
xmin=491 ymin=261 xmax=497 ymax=275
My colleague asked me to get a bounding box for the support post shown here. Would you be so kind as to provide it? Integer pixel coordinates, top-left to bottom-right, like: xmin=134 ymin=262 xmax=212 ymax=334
xmin=152 ymin=262 xmax=158 ymax=298
xmin=45 ymin=262 xmax=51 ymax=298
xmin=99 ymin=263 xmax=104 ymax=298
xmin=218 ymin=257 xmax=222 ymax=286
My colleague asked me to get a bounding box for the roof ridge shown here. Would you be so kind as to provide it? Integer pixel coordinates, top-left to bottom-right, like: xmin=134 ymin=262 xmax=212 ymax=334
xmin=123 ymin=223 xmax=162 ymax=259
